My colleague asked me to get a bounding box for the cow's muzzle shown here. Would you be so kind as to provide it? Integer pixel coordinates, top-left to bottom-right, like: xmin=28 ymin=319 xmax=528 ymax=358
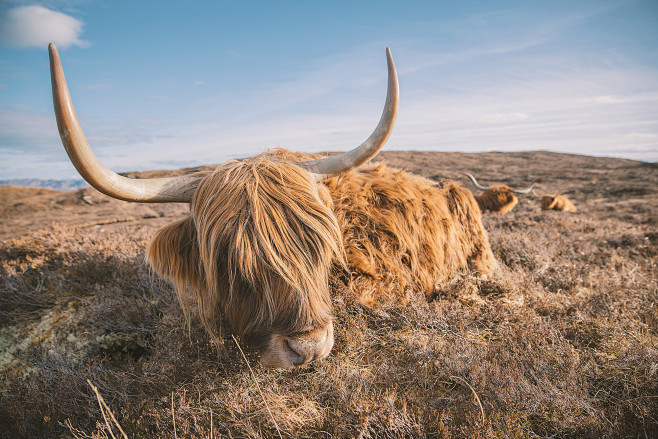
xmin=260 ymin=322 xmax=334 ymax=369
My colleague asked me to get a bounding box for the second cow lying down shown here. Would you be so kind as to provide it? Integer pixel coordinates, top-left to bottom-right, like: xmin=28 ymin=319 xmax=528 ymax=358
xmin=465 ymin=173 xmax=537 ymax=214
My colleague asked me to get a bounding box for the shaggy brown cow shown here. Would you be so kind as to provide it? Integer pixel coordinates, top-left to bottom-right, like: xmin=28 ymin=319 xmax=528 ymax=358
xmin=465 ymin=173 xmax=537 ymax=214
xmin=49 ymin=44 xmax=496 ymax=369
xmin=541 ymin=194 xmax=577 ymax=212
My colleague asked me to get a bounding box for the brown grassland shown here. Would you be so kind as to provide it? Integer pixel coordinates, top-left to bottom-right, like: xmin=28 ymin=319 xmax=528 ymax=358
xmin=0 ymin=150 xmax=656 ymax=438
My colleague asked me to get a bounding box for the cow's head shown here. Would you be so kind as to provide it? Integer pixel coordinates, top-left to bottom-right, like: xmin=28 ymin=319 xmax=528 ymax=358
xmin=465 ymin=173 xmax=537 ymax=214
xmin=48 ymin=43 xmax=398 ymax=368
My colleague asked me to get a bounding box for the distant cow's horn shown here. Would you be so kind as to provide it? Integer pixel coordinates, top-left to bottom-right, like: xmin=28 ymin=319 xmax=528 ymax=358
xmin=49 ymin=43 xmax=201 ymax=203
xmin=297 ymin=47 xmax=399 ymax=181
xmin=513 ymin=179 xmax=538 ymax=194
xmin=465 ymin=173 xmax=490 ymax=191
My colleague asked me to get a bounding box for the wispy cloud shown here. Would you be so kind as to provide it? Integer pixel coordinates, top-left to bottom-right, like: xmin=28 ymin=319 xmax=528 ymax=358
xmin=2 ymin=1 xmax=656 ymax=179
xmin=0 ymin=109 xmax=58 ymax=152
xmin=0 ymin=5 xmax=89 ymax=49
xmin=55 ymin=41 xmax=658 ymax=176
xmin=399 ymin=2 xmax=629 ymax=76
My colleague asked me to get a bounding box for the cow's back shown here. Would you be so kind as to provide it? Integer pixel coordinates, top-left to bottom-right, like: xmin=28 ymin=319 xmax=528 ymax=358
xmin=324 ymin=162 xmax=496 ymax=305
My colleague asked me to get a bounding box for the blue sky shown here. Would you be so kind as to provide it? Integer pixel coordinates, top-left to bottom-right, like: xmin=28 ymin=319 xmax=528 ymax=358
xmin=1 ymin=0 xmax=657 ymax=179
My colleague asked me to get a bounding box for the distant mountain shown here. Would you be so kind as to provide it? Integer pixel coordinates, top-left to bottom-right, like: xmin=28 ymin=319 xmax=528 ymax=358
xmin=0 ymin=179 xmax=89 ymax=191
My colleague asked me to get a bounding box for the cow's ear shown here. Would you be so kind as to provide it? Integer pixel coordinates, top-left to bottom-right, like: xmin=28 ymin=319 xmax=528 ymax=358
xmin=146 ymin=216 xmax=204 ymax=304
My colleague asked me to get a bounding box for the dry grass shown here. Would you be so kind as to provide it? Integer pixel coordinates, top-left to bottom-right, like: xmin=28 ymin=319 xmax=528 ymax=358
xmin=0 ymin=151 xmax=656 ymax=438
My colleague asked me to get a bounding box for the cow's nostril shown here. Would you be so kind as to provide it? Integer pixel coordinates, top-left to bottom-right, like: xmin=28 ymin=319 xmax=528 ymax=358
xmin=265 ymin=323 xmax=334 ymax=368
xmin=284 ymin=339 xmax=304 ymax=365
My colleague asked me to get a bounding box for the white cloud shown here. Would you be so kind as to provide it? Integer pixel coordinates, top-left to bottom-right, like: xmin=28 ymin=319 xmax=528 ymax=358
xmin=583 ymin=93 xmax=658 ymax=105
xmin=0 ymin=5 xmax=89 ymax=49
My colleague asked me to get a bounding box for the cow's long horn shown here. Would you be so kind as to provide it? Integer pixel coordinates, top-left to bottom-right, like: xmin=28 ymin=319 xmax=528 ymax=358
xmin=49 ymin=43 xmax=201 ymax=203
xmin=465 ymin=173 xmax=490 ymax=191
xmin=297 ymin=47 xmax=399 ymax=181
xmin=513 ymin=179 xmax=538 ymax=194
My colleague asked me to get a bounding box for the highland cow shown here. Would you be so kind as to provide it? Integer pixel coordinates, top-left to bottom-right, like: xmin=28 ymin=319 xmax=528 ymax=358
xmin=49 ymin=44 xmax=496 ymax=369
xmin=465 ymin=173 xmax=537 ymax=214
xmin=541 ymin=194 xmax=577 ymax=212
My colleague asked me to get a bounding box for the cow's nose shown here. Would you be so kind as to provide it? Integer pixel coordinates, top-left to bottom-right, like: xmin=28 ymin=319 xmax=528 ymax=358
xmin=260 ymin=322 xmax=334 ymax=368
xmin=284 ymin=325 xmax=331 ymax=366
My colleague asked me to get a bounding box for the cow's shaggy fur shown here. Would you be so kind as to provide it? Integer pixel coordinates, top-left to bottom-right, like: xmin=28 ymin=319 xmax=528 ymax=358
xmin=327 ymin=164 xmax=496 ymax=305
xmin=147 ymin=154 xmax=341 ymax=349
xmin=541 ymin=194 xmax=577 ymax=212
xmin=474 ymin=185 xmax=519 ymax=214
xmin=147 ymin=149 xmax=496 ymax=349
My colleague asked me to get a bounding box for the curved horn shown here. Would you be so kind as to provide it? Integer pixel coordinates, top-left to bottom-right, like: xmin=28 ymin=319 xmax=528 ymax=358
xmin=464 ymin=173 xmax=490 ymax=191
xmin=513 ymin=179 xmax=538 ymax=194
xmin=49 ymin=43 xmax=201 ymax=203
xmin=296 ymin=47 xmax=399 ymax=181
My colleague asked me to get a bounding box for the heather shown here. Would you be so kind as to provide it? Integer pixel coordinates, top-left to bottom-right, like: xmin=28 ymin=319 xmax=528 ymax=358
xmin=1 ymin=151 xmax=656 ymax=438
